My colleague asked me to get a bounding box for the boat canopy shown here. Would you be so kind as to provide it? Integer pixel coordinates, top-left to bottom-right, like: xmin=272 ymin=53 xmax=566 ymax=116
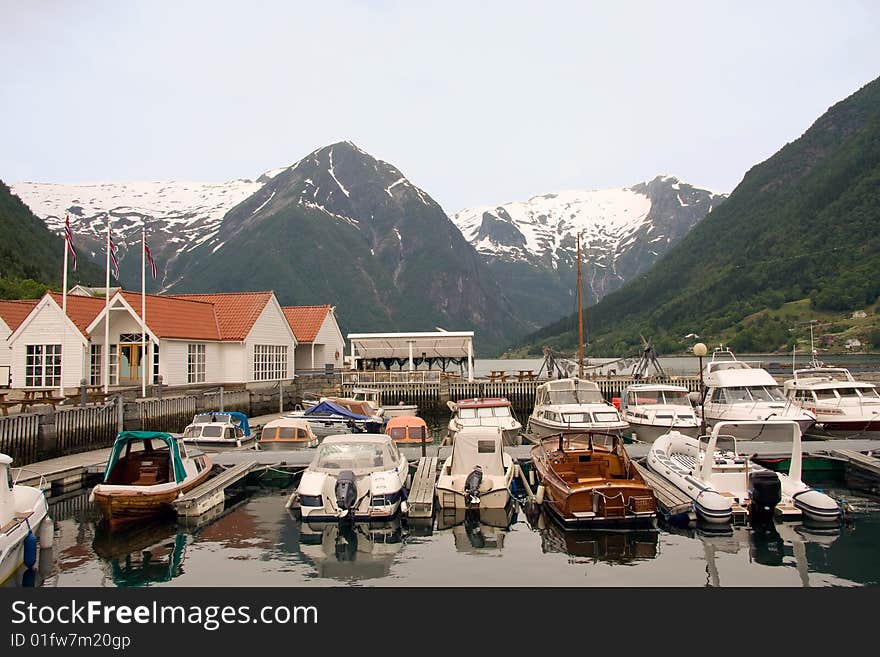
xmin=192 ymin=411 xmax=251 ymax=436
xmin=304 ymin=400 xmax=371 ymax=420
xmin=450 ymin=427 xmax=505 ymax=476
xmin=103 ymin=431 xmax=187 ymax=484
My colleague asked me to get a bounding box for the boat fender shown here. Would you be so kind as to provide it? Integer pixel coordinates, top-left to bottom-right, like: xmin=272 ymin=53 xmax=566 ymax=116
xmin=38 ymin=517 xmax=55 ymax=549
xmin=535 ymin=485 xmax=545 ymax=505
xmin=23 ymin=519 xmax=38 ymax=569
xmin=400 ymin=500 xmax=409 ymax=516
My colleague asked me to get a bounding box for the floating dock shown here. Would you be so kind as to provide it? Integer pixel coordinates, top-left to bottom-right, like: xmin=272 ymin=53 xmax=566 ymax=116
xmin=173 ymin=460 xmax=258 ymax=518
xmin=407 ymin=456 xmax=438 ymax=518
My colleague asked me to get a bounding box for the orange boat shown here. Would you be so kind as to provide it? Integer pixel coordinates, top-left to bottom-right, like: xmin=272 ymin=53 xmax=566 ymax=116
xmin=384 ymin=415 xmax=430 ymax=444
xmin=530 ymin=431 xmax=657 ymax=528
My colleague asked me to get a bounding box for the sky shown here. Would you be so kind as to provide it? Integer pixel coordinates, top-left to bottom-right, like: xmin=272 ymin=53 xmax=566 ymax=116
xmin=2 ymin=0 xmax=879 ymax=213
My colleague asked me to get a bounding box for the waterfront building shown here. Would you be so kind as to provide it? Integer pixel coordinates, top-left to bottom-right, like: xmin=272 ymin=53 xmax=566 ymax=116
xmin=282 ymin=305 xmax=345 ymax=373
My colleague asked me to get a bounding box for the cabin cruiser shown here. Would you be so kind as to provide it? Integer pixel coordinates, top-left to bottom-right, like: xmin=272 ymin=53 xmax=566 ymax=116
xmin=619 ymin=383 xmax=700 ymax=443
xmin=180 ymin=411 xmax=255 ymax=452
xmin=289 ymin=400 xmax=385 ymax=437
xmin=446 ymin=397 xmax=522 ymax=446
xmin=1 ymin=453 xmax=51 ymax=585
xmin=258 ymin=416 xmax=319 ymax=450
xmin=525 ymin=378 xmax=629 ymax=443
xmin=435 ymin=426 xmax=515 ymax=510
xmin=697 ymin=348 xmax=816 ymax=441
xmin=90 ymin=431 xmax=213 ymax=528
xmin=646 ymin=421 xmax=842 ymax=524
xmin=287 ymin=434 xmax=409 ymax=521
xmin=303 ymin=388 xmax=419 ymax=419
xmin=783 ymin=366 xmax=880 ymax=438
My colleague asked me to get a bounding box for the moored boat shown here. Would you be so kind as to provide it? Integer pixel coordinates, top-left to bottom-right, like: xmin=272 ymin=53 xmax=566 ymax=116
xmin=619 ymin=383 xmax=699 ymax=443
xmin=447 ymin=397 xmax=522 ymax=446
xmin=526 ymin=378 xmax=630 ymax=443
xmin=1 ymin=453 xmax=51 ymax=585
xmin=384 ymin=415 xmax=430 ymax=444
xmin=530 ymin=431 xmax=657 ymax=528
xmin=258 ymin=416 xmax=319 ymax=450
xmin=435 ymin=426 xmax=515 ymax=510
xmin=180 ymin=411 xmax=255 ymax=452
xmin=783 ymin=366 xmax=880 ymax=438
xmin=90 ymin=431 xmax=213 ymax=528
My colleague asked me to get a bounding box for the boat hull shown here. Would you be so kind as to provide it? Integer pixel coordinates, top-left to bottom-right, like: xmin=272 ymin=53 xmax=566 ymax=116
xmin=625 ymin=421 xmax=700 ymax=444
xmin=807 ymin=419 xmax=880 ymax=439
xmin=526 ymin=417 xmax=629 ymax=443
xmin=703 ymin=417 xmax=815 ymax=441
xmin=0 ymin=495 xmax=49 ymax=586
xmin=182 ymin=436 xmax=256 ymax=452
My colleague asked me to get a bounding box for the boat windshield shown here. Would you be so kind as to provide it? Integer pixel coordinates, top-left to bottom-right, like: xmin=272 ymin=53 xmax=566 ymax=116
xmin=722 ymin=386 xmax=785 ymax=403
xmin=313 ymin=442 xmax=396 ymax=472
xmin=459 ymin=407 xmax=510 ymax=419
xmin=548 ymin=389 xmax=604 ymax=404
xmin=630 ymin=390 xmax=691 ymax=405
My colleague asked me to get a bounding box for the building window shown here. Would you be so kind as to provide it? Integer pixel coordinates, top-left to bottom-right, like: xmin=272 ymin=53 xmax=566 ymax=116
xmin=153 ymin=344 xmax=160 ymax=381
xmin=254 ymin=345 xmax=288 ymax=381
xmin=25 ymin=344 xmax=61 ymax=387
xmin=188 ymin=344 xmax=206 ymax=383
xmin=90 ymin=344 xmax=101 ymax=385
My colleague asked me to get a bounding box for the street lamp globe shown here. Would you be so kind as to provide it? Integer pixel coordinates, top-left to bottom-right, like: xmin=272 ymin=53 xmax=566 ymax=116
xmin=693 ymin=342 xmax=708 ymax=357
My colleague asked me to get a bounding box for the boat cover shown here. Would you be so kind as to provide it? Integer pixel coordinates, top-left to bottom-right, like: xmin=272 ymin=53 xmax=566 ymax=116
xmin=192 ymin=411 xmax=251 ymax=436
xmin=103 ymin=431 xmax=187 ymax=484
xmin=304 ymin=400 xmax=371 ymax=421
xmin=450 ymin=428 xmax=505 ymax=476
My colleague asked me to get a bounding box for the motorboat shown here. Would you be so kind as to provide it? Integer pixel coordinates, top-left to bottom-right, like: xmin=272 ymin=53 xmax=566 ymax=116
xmin=289 ymin=400 xmax=385 ymax=437
xmin=90 ymin=431 xmax=213 ymax=528
xmin=525 ymin=378 xmax=629 ymax=443
xmin=619 ymin=383 xmax=699 ymax=443
xmin=783 ymin=366 xmax=880 ymax=438
xmin=287 ymin=434 xmax=409 ymax=521
xmin=258 ymin=416 xmax=319 ymax=450
xmin=530 ymin=431 xmax=657 ymax=528
xmin=446 ymin=397 xmax=522 ymax=446
xmin=435 ymin=426 xmax=515 ymax=510
xmin=697 ymin=348 xmax=816 ymax=441
xmin=303 ymin=388 xmax=419 ymax=419
xmin=1 ymin=453 xmax=51 ymax=585
xmin=384 ymin=415 xmax=430 ymax=444
xmin=646 ymin=421 xmax=842 ymax=525
xmin=180 ymin=411 xmax=255 ymax=452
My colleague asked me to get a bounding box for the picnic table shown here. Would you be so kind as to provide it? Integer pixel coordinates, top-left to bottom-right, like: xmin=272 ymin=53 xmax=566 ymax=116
xmin=66 ymin=384 xmax=115 ymax=406
xmin=18 ymin=388 xmax=67 ymax=412
xmin=0 ymin=390 xmax=18 ymax=416
xmin=516 ymin=369 xmax=537 ymax=381
xmin=488 ymin=370 xmax=508 ymax=382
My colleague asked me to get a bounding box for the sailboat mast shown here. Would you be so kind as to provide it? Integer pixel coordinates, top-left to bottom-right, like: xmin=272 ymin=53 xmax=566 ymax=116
xmin=577 ymin=234 xmax=584 ymax=378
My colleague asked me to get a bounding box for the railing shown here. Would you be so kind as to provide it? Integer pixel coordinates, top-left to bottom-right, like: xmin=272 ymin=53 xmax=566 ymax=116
xmin=137 ymin=395 xmax=198 ymax=433
xmin=342 ymin=371 xmax=444 ymax=384
xmin=55 ymin=401 xmax=118 ymax=457
xmin=0 ymin=413 xmax=40 ymax=466
xmin=202 ymin=389 xmax=250 ymax=415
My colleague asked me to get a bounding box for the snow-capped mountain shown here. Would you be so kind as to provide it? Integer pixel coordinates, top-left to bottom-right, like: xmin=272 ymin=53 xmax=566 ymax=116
xmin=451 ymin=176 xmax=725 ymax=329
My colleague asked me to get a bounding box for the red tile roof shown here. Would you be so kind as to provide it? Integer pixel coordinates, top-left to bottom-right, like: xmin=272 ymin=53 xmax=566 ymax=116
xmin=282 ymin=305 xmax=331 ymax=343
xmin=169 ymin=291 xmax=273 ymax=340
xmin=118 ymin=291 xmax=221 ymax=340
xmin=0 ymin=299 xmax=39 ymax=332
xmin=47 ymin=292 xmax=107 ymax=338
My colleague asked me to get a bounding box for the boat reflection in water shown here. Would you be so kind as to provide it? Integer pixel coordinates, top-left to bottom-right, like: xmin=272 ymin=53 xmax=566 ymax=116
xmin=92 ymin=520 xmax=187 ymax=587
xmin=535 ymin=509 xmax=659 ymax=563
xmin=435 ymin=507 xmax=516 ymax=554
xmin=690 ymin=520 xmax=841 ymax=587
xmin=296 ymin=518 xmax=405 ymax=581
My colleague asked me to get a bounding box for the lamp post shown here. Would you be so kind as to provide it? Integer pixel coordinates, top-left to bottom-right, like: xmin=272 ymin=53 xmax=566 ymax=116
xmin=693 ymin=342 xmax=708 ymax=434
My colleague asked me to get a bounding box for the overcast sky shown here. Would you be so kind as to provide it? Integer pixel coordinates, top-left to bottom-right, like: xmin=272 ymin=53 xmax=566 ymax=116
xmin=2 ymin=1 xmax=878 ymax=212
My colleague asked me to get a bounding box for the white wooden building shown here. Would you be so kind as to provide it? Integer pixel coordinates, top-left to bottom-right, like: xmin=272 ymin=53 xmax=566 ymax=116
xmin=282 ymin=305 xmax=345 ymax=372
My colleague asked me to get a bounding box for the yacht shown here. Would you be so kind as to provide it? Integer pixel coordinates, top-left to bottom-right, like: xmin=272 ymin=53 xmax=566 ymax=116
xmin=446 ymin=397 xmax=522 ymax=446
xmin=697 ymin=348 xmax=816 ymax=441
xmin=525 ymin=378 xmax=629 ymax=443
xmin=783 ymin=366 xmax=880 ymax=438
xmin=1 ymin=453 xmax=51 ymax=584
xmin=619 ymin=383 xmax=700 ymax=443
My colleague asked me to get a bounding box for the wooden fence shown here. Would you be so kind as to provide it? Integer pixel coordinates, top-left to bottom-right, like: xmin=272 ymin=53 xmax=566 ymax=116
xmin=0 ymin=413 xmax=40 ymax=466
xmin=136 ymin=396 xmax=198 ymax=433
xmin=55 ymin=402 xmax=119 ymax=457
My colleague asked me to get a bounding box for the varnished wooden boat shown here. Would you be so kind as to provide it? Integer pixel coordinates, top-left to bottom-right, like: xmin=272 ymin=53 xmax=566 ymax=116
xmin=531 ymin=431 xmax=657 ymax=528
xmin=90 ymin=431 xmax=212 ymax=529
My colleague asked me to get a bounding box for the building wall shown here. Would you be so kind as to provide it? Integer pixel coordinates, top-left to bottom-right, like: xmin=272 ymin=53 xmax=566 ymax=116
xmin=0 ymin=318 xmax=11 ymax=371
xmin=157 ymin=340 xmax=226 ymax=387
xmin=243 ymin=300 xmax=297 ymax=381
xmin=10 ymin=303 xmax=86 ymax=390
xmin=294 ymin=313 xmax=345 ymax=371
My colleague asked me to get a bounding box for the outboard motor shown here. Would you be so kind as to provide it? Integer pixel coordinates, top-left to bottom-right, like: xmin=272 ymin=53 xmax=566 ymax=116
xmin=464 ymin=465 xmax=483 ymax=507
xmin=748 ymin=469 xmax=782 ymax=522
xmin=335 ymin=470 xmax=358 ymax=519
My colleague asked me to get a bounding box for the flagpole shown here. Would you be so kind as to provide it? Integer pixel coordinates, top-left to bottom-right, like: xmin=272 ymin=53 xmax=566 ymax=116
xmin=104 ymin=218 xmax=111 ymax=394
xmin=141 ymin=220 xmax=147 ymax=398
xmin=61 ymin=219 xmax=69 ymax=398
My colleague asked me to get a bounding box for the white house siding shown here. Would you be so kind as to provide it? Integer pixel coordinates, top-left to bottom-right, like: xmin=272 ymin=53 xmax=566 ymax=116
xmin=219 ymin=342 xmax=245 ymax=383
xmin=295 ymin=314 xmax=345 ymax=371
xmin=10 ymin=304 xmax=86 ymax=390
xmin=156 ymin=340 xmax=220 ymax=387
xmin=243 ymin=301 xmax=296 ymax=382
xmin=0 ymin=318 xmax=11 ymax=370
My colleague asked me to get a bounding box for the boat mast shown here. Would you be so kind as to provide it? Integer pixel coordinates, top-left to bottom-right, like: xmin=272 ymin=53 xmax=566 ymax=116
xmin=577 ymin=233 xmax=584 ymax=379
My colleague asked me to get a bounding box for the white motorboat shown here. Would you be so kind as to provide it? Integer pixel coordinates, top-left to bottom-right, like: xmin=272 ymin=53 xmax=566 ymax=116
xmin=525 ymin=378 xmax=629 ymax=443
xmin=1 ymin=453 xmax=51 ymax=585
xmin=180 ymin=411 xmax=255 ymax=452
xmin=646 ymin=421 xmax=842 ymax=524
xmin=783 ymin=366 xmax=880 ymax=438
xmin=697 ymin=348 xmax=816 ymax=441
xmin=435 ymin=426 xmax=515 ymax=510
xmin=619 ymin=383 xmax=700 ymax=443
xmin=258 ymin=416 xmax=319 ymax=450
xmin=303 ymin=388 xmax=419 ymax=419
xmin=288 ymin=400 xmax=385 ymax=437
xmin=446 ymin=397 xmax=522 ymax=446
xmin=287 ymin=434 xmax=409 ymax=521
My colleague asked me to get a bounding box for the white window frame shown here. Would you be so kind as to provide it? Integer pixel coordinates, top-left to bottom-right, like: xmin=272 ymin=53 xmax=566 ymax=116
xmin=25 ymin=344 xmax=62 ymax=388
xmin=188 ymin=344 xmax=206 ymax=384
xmin=253 ymin=344 xmax=288 ymax=381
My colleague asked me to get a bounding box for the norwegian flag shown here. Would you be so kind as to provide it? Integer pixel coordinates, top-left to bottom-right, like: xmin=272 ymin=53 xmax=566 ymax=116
xmin=63 ymin=214 xmax=77 ymax=270
xmin=145 ymin=241 xmax=157 ymax=279
xmin=109 ymin=235 xmax=120 ymax=280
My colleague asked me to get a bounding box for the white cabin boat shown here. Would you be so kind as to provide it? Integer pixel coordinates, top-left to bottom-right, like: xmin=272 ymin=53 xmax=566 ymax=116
xmin=1 ymin=454 xmax=50 ymax=585
xmin=783 ymin=367 xmax=880 ymax=438
xmin=646 ymin=421 xmax=841 ymax=524
xmin=619 ymin=383 xmax=699 ymax=443
xmin=303 ymin=388 xmax=419 ymax=419
xmin=288 ymin=434 xmax=409 ymax=521
xmin=525 ymin=378 xmax=629 ymax=443
xmin=180 ymin=411 xmax=255 ymax=452
xmin=447 ymin=397 xmax=522 ymax=446
xmin=697 ymin=348 xmax=816 ymax=441
xmin=435 ymin=426 xmax=515 ymax=510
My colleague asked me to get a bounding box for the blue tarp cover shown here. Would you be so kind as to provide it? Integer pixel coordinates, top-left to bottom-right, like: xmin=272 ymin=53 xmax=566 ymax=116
xmin=303 ymin=400 xmax=371 ymax=420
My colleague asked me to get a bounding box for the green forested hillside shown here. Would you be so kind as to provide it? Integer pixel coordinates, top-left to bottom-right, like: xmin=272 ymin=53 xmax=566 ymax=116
xmin=0 ymin=181 xmax=102 ymax=298
xmin=513 ymin=75 xmax=880 ymax=357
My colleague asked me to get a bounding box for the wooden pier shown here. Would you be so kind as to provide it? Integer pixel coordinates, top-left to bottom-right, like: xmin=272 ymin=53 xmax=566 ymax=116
xmin=827 ymin=449 xmax=880 ymax=477
xmin=173 ymin=460 xmax=258 ymax=517
xmin=631 ymin=461 xmax=694 ymax=520
xmin=407 ymin=456 xmax=438 ymax=518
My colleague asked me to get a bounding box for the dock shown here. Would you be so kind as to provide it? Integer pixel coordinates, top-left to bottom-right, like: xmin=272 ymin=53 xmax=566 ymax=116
xmin=173 ymin=460 xmax=258 ymax=517
xmin=827 ymin=449 xmax=880 ymax=477
xmin=631 ymin=461 xmax=694 ymax=520
xmin=407 ymin=456 xmax=438 ymax=518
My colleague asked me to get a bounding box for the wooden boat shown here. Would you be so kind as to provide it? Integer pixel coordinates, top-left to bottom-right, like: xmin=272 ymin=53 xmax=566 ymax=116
xmin=384 ymin=415 xmax=430 ymax=444
xmin=90 ymin=431 xmax=213 ymax=529
xmin=530 ymin=431 xmax=657 ymax=528
xmin=258 ymin=416 xmax=319 ymax=450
